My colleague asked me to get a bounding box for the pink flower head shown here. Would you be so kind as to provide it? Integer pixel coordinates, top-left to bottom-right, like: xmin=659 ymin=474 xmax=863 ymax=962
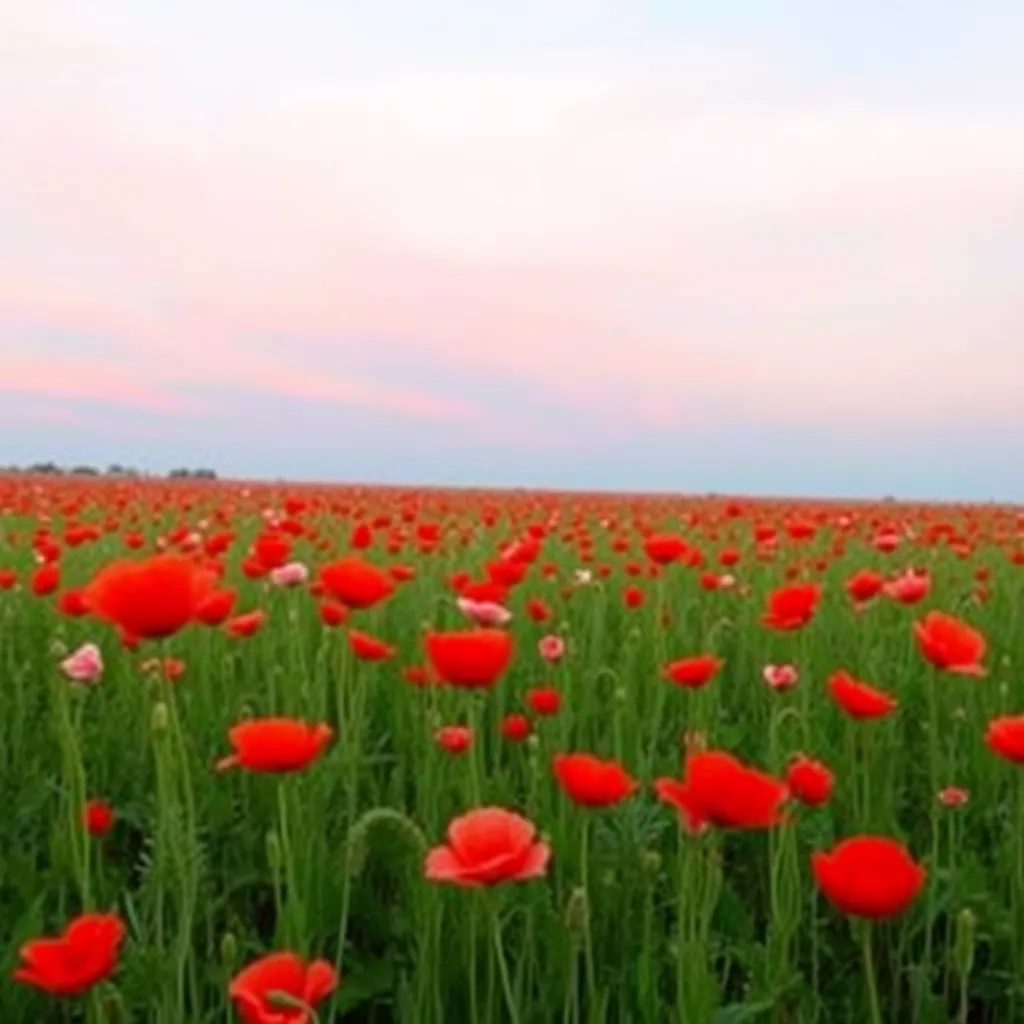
xmin=268 ymin=565 xmax=307 ymax=589
xmin=269 ymin=561 xmax=309 ymax=587
xmin=538 ymin=634 xmax=566 ymax=663
xmin=938 ymin=786 xmax=969 ymax=808
xmin=884 ymin=569 xmax=931 ymax=604
xmin=456 ymin=597 xmax=513 ymax=628
xmin=763 ymin=663 xmax=799 ymax=692
xmin=61 ymin=643 xmax=104 ymax=684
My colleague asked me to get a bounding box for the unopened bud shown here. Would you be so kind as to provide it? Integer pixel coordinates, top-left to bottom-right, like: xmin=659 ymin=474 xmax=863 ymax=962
xmin=564 ymin=886 xmax=589 ymax=939
xmin=266 ymin=830 xmax=282 ymax=872
xmin=220 ymin=932 xmax=238 ymax=967
xmin=954 ymin=908 xmax=977 ymax=980
xmin=640 ymin=849 xmax=662 ymax=875
xmin=151 ymin=702 xmax=169 ymax=734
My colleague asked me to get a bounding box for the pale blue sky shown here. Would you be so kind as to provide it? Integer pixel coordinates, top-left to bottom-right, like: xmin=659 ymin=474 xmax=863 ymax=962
xmin=1 ymin=2 xmax=1022 ymax=499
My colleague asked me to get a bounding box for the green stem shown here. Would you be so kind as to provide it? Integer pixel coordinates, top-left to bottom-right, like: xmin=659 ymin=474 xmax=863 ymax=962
xmin=491 ymin=902 xmax=520 ymax=1024
xmin=861 ymin=923 xmax=882 ymax=1024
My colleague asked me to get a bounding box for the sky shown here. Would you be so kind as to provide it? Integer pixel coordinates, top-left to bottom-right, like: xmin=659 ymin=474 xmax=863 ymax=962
xmin=2 ymin=2 xmax=1023 ymax=501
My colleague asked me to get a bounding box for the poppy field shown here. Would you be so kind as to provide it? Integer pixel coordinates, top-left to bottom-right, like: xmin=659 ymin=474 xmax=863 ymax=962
xmin=2 ymin=474 xmax=1023 ymax=1023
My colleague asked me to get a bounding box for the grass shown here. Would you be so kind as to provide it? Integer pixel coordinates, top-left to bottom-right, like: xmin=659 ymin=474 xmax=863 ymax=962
xmin=1 ymin=477 xmax=1022 ymax=1022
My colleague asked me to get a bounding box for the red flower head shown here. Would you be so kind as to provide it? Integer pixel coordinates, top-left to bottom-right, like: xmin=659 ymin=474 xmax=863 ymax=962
xmin=553 ymin=753 xmax=639 ymax=808
xmin=785 ymin=755 xmax=834 ymax=807
xmin=914 ymin=611 xmax=987 ymax=677
xmin=986 ymin=715 xmax=1024 ymax=764
xmin=195 ymin=588 xmax=237 ymax=626
xmin=762 ymin=582 xmax=821 ymax=631
xmin=526 ymin=686 xmax=561 ymax=716
xmin=83 ymin=799 xmax=115 ymax=838
xmin=319 ymin=557 xmax=394 ymax=610
xmin=216 ymin=718 xmax=333 ymax=773
xmin=643 ymin=533 xmax=687 ymax=565
xmin=229 ymin=951 xmax=338 ymax=1024
xmin=828 ymin=670 xmax=898 ymax=720
xmin=424 ymin=629 xmax=513 ymax=688
xmin=654 ymin=749 xmax=788 ymax=832
xmin=501 ymin=713 xmax=532 ymax=742
xmin=347 ymin=628 xmax=395 ymax=662
xmin=83 ymin=554 xmax=215 ymax=640
xmin=14 ymin=913 xmax=126 ymax=997
xmin=31 ymin=563 xmax=61 ymax=597
xmin=435 ymin=725 xmax=473 ymax=755
xmin=662 ymin=655 xmax=723 ymax=689
xmin=812 ymin=836 xmax=925 ymax=919
xmin=226 ymin=610 xmax=266 ymax=639
xmin=845 ymin=569 xmax=884 ymax=605
xmin=425 ymin=806 xmax=551 ymax=886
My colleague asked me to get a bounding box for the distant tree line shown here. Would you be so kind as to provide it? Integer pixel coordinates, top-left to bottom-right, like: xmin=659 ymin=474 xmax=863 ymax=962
xmin=0 ymin=463 xmax=217 ymax=480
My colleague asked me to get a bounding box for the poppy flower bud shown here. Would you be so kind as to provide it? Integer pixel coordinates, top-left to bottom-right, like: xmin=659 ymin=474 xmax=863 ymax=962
xmin=220 ymin=932 xmax=238 ymax=967
xmin=641 ymin=849 xmax=662 ymax=875
xmin=151 ymin=702 xmax=169 ymax=734
xmin=265 ymin=830 xmax=281 ymax=873
xmin=954 ymin=908 xmax=977 ymax=981
xmin=564 ymin=886 xmax=589 ymax=940
xmin=344 ymin=824 xmax=371 ymax=879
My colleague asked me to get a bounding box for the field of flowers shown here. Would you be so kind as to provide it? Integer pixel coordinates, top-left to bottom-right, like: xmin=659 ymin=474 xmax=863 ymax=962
xmin=1 ymin=474 xmax=1022 ymax=1023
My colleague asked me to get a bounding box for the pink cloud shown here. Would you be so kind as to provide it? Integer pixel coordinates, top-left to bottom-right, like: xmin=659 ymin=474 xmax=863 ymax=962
xmin=0 ymin=360 xmax=195 ymax=414
xmin=2 ymin=5 xmax=1023 ymax=450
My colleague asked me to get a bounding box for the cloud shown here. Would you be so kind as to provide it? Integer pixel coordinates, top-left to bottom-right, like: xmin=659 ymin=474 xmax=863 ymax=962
xmin=1 ymin=2 xmax=1022 ymax=494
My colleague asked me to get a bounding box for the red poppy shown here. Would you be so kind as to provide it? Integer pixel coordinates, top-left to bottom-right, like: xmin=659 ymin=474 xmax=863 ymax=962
xmin=845 ymin=569 xmax=884 ymax=605
xmin=424 ymin=629 xmax=513 ymax=688
xmin=643 ymin=533 xmax=687 ymax=565
xmin=348 ymin=629 xmax=395 ymax=662
xmin=14 ymin=913 xmax=126 ymax=996
xmin=526 ymin=686 xmax=561 ymax=716
xmin=654 ymin=750 xmax=788 ymax=832
xmin=986 ymin=716 xmax=1024 ymax=763
xmin=553 ymin=753 xmax=638 ymax=807
xmin=319 ymin=557 xmax=394 ymax=610
xmin=785 ymin=755 xmax=834 ymax=807
xmin=501 ymin=713 xmax=532 ymax=741
xmin=82 ymin=799 xmax=115 ymax=838
xmin=225 ymin=610 xmax=266 ymax=639
xmin=318 ymin=600 xmax=349 ymax=627
xmin=762 ymin=582 xmax=821 ymax=630
xmin=83 ymin=554 xmax=214 ymax=640
xmin=31 ymin=563 xmax=61 ymax=597
xmin=884 ymin=570 xmax=930 ymax=604
xmin=662 ymin=655 xmax=723 ymax=689
xmin=812 ymin=836 xmax=925 ymax=919
xmin=435 ymin=725 xmax=472 ymax=754
xmin=828 ymin=670 xmax=897 ymax=720
xmin=215 ymin=718 xmax=333 ymax=773
xmin=914 ymin=611 xmax=987 ymax=677
xmin=0 ymin=568 xmax=17 ymax=589
xmin=194 ymin=588 xmax=237 ymax=626
xmin=252 ymin=532 xmax=292 ymax=570
xmin=56 ymin=588 xmax=90 ymax=618
xmin=424 ymin=806 xmax=551 ymax=886
xmin=938 ymin=786 xmax=969 ymax=808
xmin=229 ymin=952 xmax=338 ymax=1024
